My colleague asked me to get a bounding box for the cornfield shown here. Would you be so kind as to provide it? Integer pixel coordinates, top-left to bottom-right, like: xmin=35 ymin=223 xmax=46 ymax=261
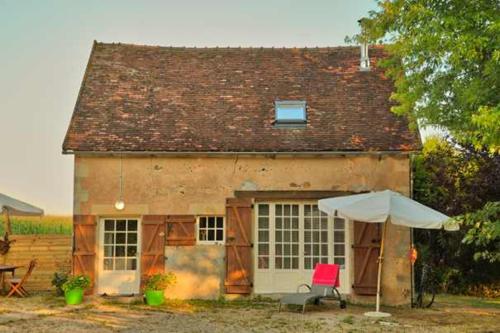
xmin=0 ymin=215 xmax=72 ymax=235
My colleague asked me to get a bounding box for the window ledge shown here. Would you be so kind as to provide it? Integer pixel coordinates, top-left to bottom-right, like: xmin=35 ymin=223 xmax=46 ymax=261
xmin=273 ymin=121 xmax=307 ymax=129
xmin=197 ymin=241 xmax=225 ymax=246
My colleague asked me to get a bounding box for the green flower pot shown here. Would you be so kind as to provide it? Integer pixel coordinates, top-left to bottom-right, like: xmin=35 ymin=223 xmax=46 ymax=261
xmin=145 ymin=290 xmax=165 ymax=306
xmin=65 ymin=288 xmax=84 ymax=305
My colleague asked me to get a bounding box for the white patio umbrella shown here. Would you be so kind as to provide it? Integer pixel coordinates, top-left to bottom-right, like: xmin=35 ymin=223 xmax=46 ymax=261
xmin=1 ymin=193 xmax=44 ymax=235
xmin=318 ymin=190 xmax=458 ymax=318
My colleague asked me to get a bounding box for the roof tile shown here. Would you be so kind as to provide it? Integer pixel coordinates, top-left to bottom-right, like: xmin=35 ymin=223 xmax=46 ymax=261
xmin=62 ymin=42 xmax=421 ymax=153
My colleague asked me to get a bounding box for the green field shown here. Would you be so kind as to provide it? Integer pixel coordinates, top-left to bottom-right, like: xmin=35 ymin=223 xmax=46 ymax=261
xmin=0 ymin=215 xmax=72 ymax=235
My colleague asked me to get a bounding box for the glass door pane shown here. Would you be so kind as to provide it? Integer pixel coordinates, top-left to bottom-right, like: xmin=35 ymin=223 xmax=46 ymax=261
xmin=303 ymin=204 xmax=329 ymax=270
xmin=256 ymin=204 xmax=270 ymax=269
xmin=103 ymin=219 xmax=138 ymax=271
xmin=274 ymin=204 xmax=299 ymax=269
xmin=333 ymin=217 xmax=346 ymax=268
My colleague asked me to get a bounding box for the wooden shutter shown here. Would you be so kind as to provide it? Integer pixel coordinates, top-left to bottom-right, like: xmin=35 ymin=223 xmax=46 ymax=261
xmin=352 ymin=221 xmax=381 ymax=295
xmin=73 ymin=215 xmax=96 ymax=293
xmin=141 ymin=215 xmax=166 ymax=283
xmin=165 ymin=215 xmax=196 ymax=246
xmin=225 ymin=198 xmax=253 ymax=294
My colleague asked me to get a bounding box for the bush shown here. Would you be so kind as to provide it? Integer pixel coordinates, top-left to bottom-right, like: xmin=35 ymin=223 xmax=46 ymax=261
xmin=413 ymin=137 xmax=500 ymax=296
xmin=62 ymin=275 xmax=90 ymax=293
xmin=51 ymin=272 xmax=69 ymax=296
xmin=144 ymin=273 xmax=176 ymax=291
xmin=466 ymin=283 xmax=500 ymax=298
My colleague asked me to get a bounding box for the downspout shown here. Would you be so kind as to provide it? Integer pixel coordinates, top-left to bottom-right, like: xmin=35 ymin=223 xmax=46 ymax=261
xmin=409 ymin=153 xmax=415 ymax=307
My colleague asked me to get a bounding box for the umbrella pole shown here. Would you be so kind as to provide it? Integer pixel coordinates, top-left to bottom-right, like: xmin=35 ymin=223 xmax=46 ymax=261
xmin=365 ymin=220 xmax=391 ymax=317
xmin=2 ymin=210 xmax=11 ymax=235
xmin=375 ymin=220 xmax=388 ymax=312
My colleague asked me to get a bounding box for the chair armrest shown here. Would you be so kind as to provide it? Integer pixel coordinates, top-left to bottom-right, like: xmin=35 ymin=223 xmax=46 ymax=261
xmin=296 ymin=284 xmax=311 ymax=293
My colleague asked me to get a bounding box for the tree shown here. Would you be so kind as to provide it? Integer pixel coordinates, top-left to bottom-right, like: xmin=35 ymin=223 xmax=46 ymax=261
xmin=352 ymin=0 xmax=500 ymax=151
xmin=413 ymin=136 xmax=500 ymax=215
xmin=413 ymin=136 xmax=500 ymax=293
xmin=457 ymin=202 xmax=500 ymax=263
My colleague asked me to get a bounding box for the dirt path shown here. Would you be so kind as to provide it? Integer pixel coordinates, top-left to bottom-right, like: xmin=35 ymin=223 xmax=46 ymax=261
xmin=0 ymin=294 xmax=498 ymax=332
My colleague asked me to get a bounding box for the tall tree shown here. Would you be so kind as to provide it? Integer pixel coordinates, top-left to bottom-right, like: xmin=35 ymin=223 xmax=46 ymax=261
xmin=352 ymin=0 xmax=500 ymax=151
xmin=413 ymin=136 xmax=500 ymax=293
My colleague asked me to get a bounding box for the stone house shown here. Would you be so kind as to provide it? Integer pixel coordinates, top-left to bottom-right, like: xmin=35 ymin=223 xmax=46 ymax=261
xmin=62 ymin=41 xmax=420 ymax=305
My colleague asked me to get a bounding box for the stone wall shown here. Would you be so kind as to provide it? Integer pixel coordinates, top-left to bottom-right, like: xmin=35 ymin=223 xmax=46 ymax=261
xmin=74 ymin=154 xmax=411 ymax=305
xmin=74 ymin=155 xmax=411 ymax=216
xmin=165 ymin=245 xmax=225 ymax=299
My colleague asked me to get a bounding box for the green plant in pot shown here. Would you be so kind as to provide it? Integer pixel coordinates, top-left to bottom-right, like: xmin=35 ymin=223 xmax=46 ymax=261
xmin=61 ymin=275 xmax=90 ymax=305
xmin=144 ymin=272 xmax=176 ymax=306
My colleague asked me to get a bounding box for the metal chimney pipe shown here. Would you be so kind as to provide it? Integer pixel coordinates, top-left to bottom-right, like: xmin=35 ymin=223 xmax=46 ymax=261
xmin=360 ymin=43 xmax=370 ymax=71
xmin=357 ymin=18 xmax=371 ymax=72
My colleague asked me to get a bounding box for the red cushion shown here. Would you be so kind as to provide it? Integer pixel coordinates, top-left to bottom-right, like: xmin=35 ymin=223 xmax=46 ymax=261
xmin=312 ymin=264 xmax=340 ymax=287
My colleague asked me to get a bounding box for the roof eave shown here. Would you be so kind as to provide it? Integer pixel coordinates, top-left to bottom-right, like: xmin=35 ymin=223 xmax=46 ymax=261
xmin=62 ymin=149 xmax=420 ymax=156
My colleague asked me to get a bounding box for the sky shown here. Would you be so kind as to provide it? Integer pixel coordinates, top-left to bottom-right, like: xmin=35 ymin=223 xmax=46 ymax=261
xmin=0 ymin=0 xmax=380 ymax=214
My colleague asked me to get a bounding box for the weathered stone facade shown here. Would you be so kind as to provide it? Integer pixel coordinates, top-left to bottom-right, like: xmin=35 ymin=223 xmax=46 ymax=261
xmin=74 ymin=153 xmax=412 ymax=305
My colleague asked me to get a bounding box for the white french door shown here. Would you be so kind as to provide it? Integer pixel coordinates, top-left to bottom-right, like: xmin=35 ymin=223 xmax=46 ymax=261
xmin=97 ymin=218 xmax=141 ymax=295
xmin=254 ymin=202 xmax=351 ymax=294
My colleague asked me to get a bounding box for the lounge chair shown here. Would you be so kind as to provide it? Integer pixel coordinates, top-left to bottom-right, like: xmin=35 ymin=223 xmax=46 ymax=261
xmin=7 ymin=259 xmax=37 ymax=297
xmin=279 ymin=263 xmax=347 ymax=313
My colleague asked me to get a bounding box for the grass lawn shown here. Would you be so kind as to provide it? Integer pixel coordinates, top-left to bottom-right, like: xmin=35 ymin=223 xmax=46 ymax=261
xmin=0 ymin=293 xmax=498 ymax=332
xmin=435 ymin=293 xmax=500 ymax=309
xmin=0 ymin=215 xmax=72 ymax=235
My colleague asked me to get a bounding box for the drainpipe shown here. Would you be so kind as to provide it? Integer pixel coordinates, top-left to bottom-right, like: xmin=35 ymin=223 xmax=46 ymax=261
xmin=409 ymin=154 xmax=415 ymax=307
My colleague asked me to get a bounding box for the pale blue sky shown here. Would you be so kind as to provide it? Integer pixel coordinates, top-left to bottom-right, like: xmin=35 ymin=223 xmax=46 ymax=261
xmin=0 ymin=0 xmax=378 ymax=214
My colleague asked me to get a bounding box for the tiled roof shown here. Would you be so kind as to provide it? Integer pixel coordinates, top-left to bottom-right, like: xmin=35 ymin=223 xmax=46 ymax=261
xmin=62 ymin=42 xmax=421 ymax=153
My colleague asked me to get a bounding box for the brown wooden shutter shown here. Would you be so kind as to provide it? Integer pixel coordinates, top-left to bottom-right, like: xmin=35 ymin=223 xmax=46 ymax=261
xmin=73 ymin=215 xmax=96 ymax=293
xmin=141 ymin=215 xmax=166 ymax=283
xmin=165 ymin=215 xmax=196 ymax=246
xmin=352 ymin=221 xmax=381 ymax=295
xmin=225 ymin=198 xmax=253 ymax=294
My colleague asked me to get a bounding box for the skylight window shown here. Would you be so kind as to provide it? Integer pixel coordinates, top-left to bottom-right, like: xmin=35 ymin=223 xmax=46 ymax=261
xmin=275 ymin=101 xmax=307 ymax=125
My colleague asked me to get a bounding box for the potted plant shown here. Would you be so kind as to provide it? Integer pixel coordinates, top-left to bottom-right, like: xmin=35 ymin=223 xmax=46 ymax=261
xmin=61 ymin=275 xmax=90 ymax=305
xmin=144 ymin=272 xmax=176 ymax=306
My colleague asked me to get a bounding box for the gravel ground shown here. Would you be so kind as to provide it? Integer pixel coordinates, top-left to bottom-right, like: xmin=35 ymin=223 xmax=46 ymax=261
xmin=0 ymin=293 xmax=498 ymax=333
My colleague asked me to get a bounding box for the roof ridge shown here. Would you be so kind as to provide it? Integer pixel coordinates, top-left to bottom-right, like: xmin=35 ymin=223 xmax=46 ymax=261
xmin=93 ymin=41 xmax=382 ymax=51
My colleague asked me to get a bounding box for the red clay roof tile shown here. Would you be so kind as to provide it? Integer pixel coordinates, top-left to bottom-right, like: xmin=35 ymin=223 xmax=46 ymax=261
xmin=62 ymin=42 xmax=421 ymax=153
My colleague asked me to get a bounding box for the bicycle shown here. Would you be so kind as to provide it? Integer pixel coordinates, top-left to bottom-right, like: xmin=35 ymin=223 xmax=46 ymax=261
xmin=413 ymin=261 xmax=438 ymax=308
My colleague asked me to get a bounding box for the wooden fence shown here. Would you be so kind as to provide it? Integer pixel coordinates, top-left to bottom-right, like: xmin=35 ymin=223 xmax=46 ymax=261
xmin=1 ymin=235 xmax=72 ymax=291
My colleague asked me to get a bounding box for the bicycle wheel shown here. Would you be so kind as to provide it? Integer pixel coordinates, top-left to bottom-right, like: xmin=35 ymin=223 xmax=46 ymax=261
xmin=416 ymin=285 xmax=436 ymax=308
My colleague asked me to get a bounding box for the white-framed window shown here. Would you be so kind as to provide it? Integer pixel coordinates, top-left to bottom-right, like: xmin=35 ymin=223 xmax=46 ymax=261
xmin=197 ymin=216 xmax=224 ymax=244
xmin=256 ymin=202 xmax=347 ymax=271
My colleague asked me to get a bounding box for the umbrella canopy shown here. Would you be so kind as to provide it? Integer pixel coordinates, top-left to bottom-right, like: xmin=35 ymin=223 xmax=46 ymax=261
xmin=318 ymin=190 xmax=456 ymax=230
xmin=318 ymin=190 xmax=457 ymax=317
xmin=0 ymin=193 xmax=44 ymax=216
